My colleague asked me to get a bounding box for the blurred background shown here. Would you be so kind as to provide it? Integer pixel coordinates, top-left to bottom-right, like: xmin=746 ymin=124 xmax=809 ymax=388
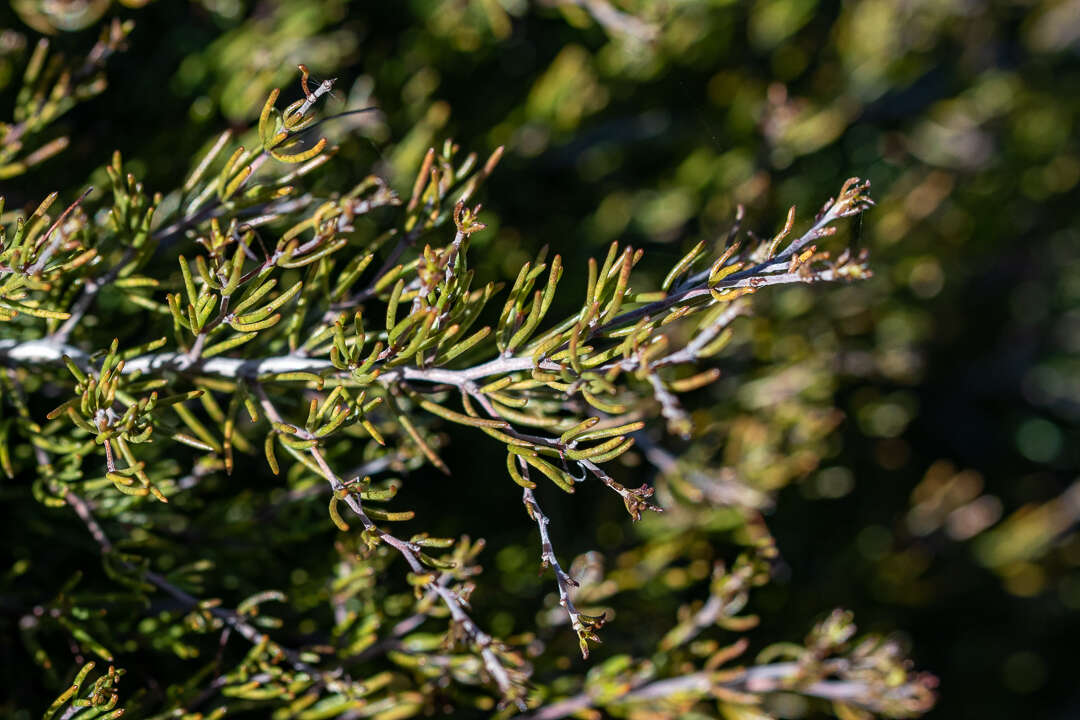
xmin=1 ymin=0 xmax=1078 ymax=717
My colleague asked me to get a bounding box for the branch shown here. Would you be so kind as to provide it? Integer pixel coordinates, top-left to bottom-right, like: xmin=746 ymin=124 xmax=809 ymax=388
xmin=516 ymin=660 xmax=933 ymax=720
xmin=521 ymin=484 xmax=604 ymax=658
xmin=253 ymin=383 xmax=527 ymax=707
xmin=0 ymin=254 xmax=842 ymax=383
xmin=655 ymin=300 xmax=746 ymax=368
xmin=61 ymin=487 xmax=355 ymax=690
xmin=6 ymin=179 xmax=870 ymax=386
xmin=25 ymin=187 xmax=93 ymax=276
xmin=52 ymin=246 xmax=134 ymax=343
xmin=57 ymin=490 xmax=383 ymax=713
xmin=634 ymin=432 xmax=771 ymax=510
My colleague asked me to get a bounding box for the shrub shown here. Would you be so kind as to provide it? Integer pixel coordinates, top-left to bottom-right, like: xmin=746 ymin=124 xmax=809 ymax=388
xmin=0 ymin=7 xmax=940 ymax=720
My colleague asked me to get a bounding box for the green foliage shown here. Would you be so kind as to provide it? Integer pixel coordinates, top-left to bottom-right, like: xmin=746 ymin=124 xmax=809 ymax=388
xmin=0 ymin=19 xmax=130 ymax=180
xmin=42 ymin=662 xmax=126 ymax=720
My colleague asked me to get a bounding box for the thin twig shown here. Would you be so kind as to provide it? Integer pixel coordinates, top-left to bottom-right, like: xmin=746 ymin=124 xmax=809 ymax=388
xmin=252 ymin=383 xmax=526 ymax=706
xmin=26 ymin=187 xmax=93 ymax=276
xmin=61 ymin=485 xmax=366 ymax=697
xmin=515 ymin=661 xmax=926 ymax=720
xmin=521 ymin=484 xmax=596 ymax=654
